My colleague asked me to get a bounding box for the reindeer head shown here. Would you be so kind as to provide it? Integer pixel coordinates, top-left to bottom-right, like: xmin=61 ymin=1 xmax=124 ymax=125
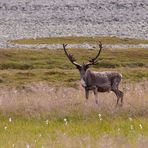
xmin=63 ymin=42 xmax=103 ymax=75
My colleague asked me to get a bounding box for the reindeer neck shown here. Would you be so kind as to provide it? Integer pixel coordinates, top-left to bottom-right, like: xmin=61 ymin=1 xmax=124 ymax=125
xmin=80 ymin=69 xmax=91 ymax=88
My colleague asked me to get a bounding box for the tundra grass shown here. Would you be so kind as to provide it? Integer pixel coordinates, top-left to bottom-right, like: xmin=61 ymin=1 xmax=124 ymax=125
xmin=0 ymin=48 xmax=147 ymax=70
xmin=10 ymin=36 xmax=148 ymax=45
xmin=0 ymin=114 xmax=147 ymax=147
xmin=0 ymin=68 xmax=147 ymax=87
xmin=0 ymin=48 xmax=147 ymax=87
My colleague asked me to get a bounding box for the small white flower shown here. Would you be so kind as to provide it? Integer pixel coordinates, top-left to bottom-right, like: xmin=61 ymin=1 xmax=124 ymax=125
xmin=99 ymin=118 xmax=102 ymax=121
xmin=139 ymin=124 xmax=143 ymax=129
xmin=130 ymin=125 xmax=134 ymax=130
xmin=12 ymin=144 xmax=15 ymax=147
xmin=117 ymin=128 xmax=120 ymax=132
xmin=98 ymin=114 xmax=103 ymax=121
xmin=4 ymin=126 xmax=7 ymax=130
xmin=45 ymin=120 xmax=49 ymax=125
xmin=98 ymin=114 xmax=102 ymax=118
xmin=64 ymin=118 xmax=68 ymax=125
xmin=9 ymin=117 xmax=12 ymax=122
xmin=64 ymin=118 xmax=67 ymax=122
xmin=129 ymin=117 xmax=133 ymax=121
xmin=34 ymin=140 xmax=37 ymax=143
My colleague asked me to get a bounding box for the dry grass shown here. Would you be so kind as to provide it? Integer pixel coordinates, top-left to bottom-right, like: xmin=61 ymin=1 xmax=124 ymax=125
xmin=0 ymin=81 xmax=148 ymax=147
xmin=0 ymin=81 xmax=147 ymax=117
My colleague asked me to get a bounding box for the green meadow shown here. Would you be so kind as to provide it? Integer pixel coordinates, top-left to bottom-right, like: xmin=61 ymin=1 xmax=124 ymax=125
xmin=0 ymin=47 xmax=147 ymax=87
xmin=0 ymin=114 xmax=148 ymax=147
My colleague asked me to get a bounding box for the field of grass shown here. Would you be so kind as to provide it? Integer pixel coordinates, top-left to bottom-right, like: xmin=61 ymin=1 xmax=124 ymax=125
xmin=0 ymin=47 xmax=147 ymax=87
xmin=0 ymin=81 xmax=148 ymax=147
xmin=0 ymin=36 xmax=148 ymax=147
xmin=0 ymin=114 xmax=148 ymax=147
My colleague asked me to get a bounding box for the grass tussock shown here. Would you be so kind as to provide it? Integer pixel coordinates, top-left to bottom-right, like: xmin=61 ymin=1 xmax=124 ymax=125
xmin=0 ymin=68 xmax=147 ymax=87
xmin=0 ymin=48 xmax=147 ymax=87
xmin=0 ymin=48 xmax=147 ymax=70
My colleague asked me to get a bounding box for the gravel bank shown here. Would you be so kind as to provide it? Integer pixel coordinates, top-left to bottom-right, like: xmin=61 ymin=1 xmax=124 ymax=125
xmin=0 ymin=0 xmax=148 ymax=48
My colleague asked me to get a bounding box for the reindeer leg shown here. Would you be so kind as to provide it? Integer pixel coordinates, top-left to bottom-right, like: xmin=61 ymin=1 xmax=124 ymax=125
xmin=85 ymin=88 xmax=89 ymax=105
xmin=112 ymin=89 xmax=120 ymax=106
xmin=112 ymin=78 xmax=123 ymax=107
xmin=119 ymin=90 xmax=124 ymax=106
xmin=93 ymin=87 xmax=99 ymax=104
xmin=113 ymin=90 xmax=124 ymax=107
xmin=116 ymin=95 xmax=120 ymax=106
xmin=115 ymin=90 xmax=124 ymax=106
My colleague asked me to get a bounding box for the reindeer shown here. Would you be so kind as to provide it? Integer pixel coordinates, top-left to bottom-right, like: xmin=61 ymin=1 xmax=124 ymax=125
xmin=63 ymin=42 xmax=123 ymax=106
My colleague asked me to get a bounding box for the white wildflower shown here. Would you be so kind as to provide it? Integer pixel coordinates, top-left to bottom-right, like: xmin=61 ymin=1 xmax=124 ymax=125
xmin=64 ymin=118 xmax=67 ymax=122
xmin=4 ymin=126 xmax=7 ymax=130
xmin=9 ymin=117 xmax=12 ymax=122
xmin=12 ymin=144 xmax=15 ymax=147
xmin=99 ymin=118 xmax=102 ymax=121
xmin=98 ymin=114 xmax=102 ymax=118
xmin=129 ymin=117 xmax=133 ymax=122
xmin=118 ymin=128 xmax=120 ymax=132
xmin=130 ymin=125 xmax=134 ymax=130
xmin=139 ymin=124 xmax=143 ymax=130
xmin=98 ymin=114 xmax=102 ymax=121
xmin=64 ymin=118 xmax=68 ymax=125
xmin=45 ymin=120 xmax=49 ymax=125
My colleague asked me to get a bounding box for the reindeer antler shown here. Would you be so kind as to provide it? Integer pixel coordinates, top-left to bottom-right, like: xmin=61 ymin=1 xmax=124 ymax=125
xmin=86 ymin=41 xmax=102 ymax=66
xmin=63 ymin=44 xmax=81 ymax=67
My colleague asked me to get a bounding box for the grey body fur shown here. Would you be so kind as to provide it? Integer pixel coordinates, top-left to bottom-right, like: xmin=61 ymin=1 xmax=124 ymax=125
xmin=79 ymin=68 xmax=123 ymax=105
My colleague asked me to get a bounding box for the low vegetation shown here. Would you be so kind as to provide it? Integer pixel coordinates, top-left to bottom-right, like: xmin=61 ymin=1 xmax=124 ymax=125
xmin=0 ymin=47 xmax=147 ymax=87
xmin=0 ymin=81 xmax=148 ymax=147
xmin=0 ymin=36 xmax=147 ymax=147
xmin=0 ymin=114 xmax=148 ymax=147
